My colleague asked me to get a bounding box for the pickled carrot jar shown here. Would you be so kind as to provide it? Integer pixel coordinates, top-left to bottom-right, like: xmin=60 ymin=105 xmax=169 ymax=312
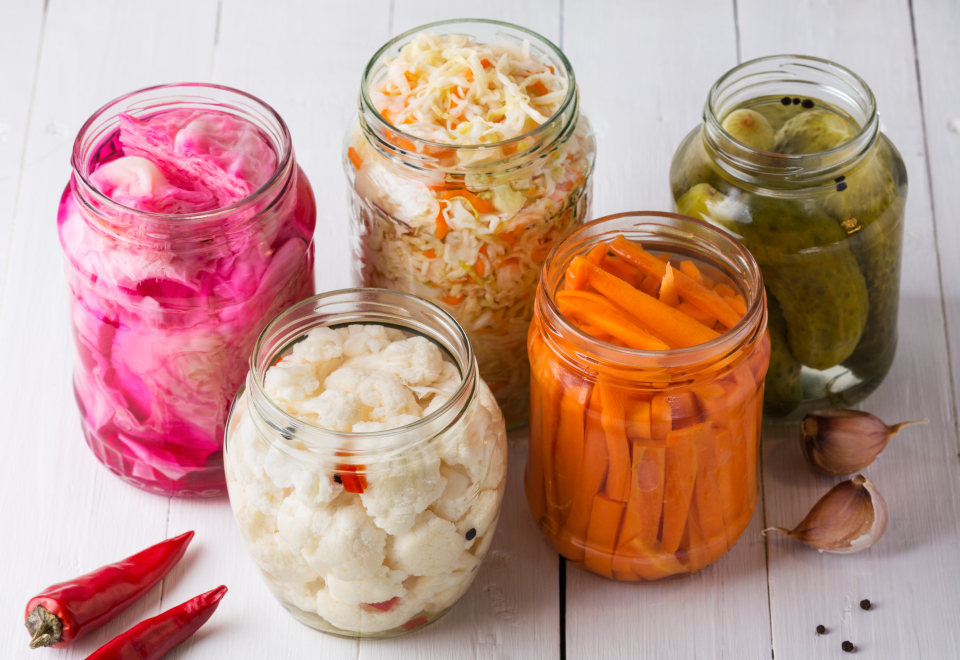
xmin=526 ymin=211 xmax=769 ymax=581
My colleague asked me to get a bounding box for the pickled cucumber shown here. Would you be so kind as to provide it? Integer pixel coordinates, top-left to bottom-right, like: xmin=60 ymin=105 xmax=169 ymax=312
xmin=671 ymin=130 xmax=727 ymax=200
xmin=764 ymin=294 xmax=803 ymax=417
xmin=678 ymin=189 xmax=869 ymax=371
xmin=774 ymin=109 xmax=857 ymax=154
xmin=722 ymin=109 xmax=775 ymax=151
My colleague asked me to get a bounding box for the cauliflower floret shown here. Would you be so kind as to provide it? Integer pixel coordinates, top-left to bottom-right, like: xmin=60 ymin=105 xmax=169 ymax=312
xmin=228 ymin=477 xmax=278 ymax=541
xmin=262 ymin=448 xmax=342 ymax=509
xmin=292 ymin=327 xmax=344 ymax=363
xmin=315 ymin=585 xmax=422 ymax=634
xmin=336 ymin=324 xmax=407 ymax=357
xmin=326 ymin=565 xmax=408 ymax=607
xmin=264 ymin=362 xmax=319 ymax=403
xmin=472 ymin=513 xmax=500 ymax=558
xmin=277 ymin=495 xmax=386 ymax=580
xmin=359 ymin=449 xmax=446 ymax=535
xmin=230 ymin=412 xmax=270 ymax=486
xmin=429 ymin=463 xmax=475 ymax=523
xmin=324 ymin=367 xmax=422 ymax=422
xmin=290 ymin=388 xmax=365 ymax=431
xmin=350 ymin=414 xmax=420 ymax=435
xmin=344 ymin=336 xmax=445 ymax=387
xmin=406 ymin=551 xmax=480 ymax=614
xmin=250 ymin=532 xmax=320 ymax=584
xmin=273 ymin=578 xmax=325 ymax=614
xmin=438 ymin=383 xmax=503 ymax=481
xmin=386 ymin=510 xmax=465 ymax=576
xmin=482 ymin=432 xmax=507 ymax=492
xmin=456 ymin=489 xmax=501 ymax=541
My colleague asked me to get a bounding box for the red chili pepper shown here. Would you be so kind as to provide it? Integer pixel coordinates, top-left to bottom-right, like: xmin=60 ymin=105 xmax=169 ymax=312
xmin=86 ymin=585 xmax=227 ymax=660
xmin=24 ymin=531 xmax=194 ymax=649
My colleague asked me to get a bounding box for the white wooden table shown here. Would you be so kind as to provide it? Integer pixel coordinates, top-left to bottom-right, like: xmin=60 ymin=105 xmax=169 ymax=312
xmin=2 ymin=1 xmax=959 ymax=658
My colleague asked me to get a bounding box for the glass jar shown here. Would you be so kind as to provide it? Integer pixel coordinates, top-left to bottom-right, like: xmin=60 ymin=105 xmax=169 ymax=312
xmin=526 ymin=212 xmax=769 ymax=581
xmin=224 ymin=289 xmax=508 ymax=638
xmin=670 ymin=55 xmax=907 ymax=419
xmin=59 ymin=83 xmax=317 ymax=497
xmin=344 ymin=19 xmax=596 ymax=427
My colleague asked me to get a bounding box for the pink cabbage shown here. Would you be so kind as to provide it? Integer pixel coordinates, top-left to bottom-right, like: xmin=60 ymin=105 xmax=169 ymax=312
xmin=59 ymin=108 xmax=316 ymax=496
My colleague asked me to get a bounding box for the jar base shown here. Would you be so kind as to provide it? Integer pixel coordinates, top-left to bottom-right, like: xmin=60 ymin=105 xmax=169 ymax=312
xmin=282 ymin=599 xmax=455 ymax=639
xmin=78 ymin=415 xmax=227 ymax=499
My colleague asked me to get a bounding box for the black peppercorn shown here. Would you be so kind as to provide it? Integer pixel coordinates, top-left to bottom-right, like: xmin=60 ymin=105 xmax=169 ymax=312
xmin=793 ymin=97 xmax=801 ymax=105
xmin=781 ymin=96 xmax=792 ymax=105
xmin=835 ymin=175 xmax=846 ymax=183
xmin=802 ymin=99 xmax=815 ymax=109
xmin=860 ymin=599 xmax=872 ymax=611
xmin=466 ymin=528 xmax=477 ymax=541
xmin=816 ymin=624 xmax=826 ymax=635
xmin=334 ymin=474 xmax=342 ymax=484
xmin=842 ymin=640 xmax=855 ymax=652
xmin=837 ymin=182 xmax=848 ymax=192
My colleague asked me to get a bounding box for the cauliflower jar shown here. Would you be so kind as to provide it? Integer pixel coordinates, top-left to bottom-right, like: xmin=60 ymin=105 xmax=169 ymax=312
xmin=58 ymin=84 xmax=317 ymax=497
xmin=345 ymin=20 xmax=596 ymax=427
xmin=670 ymin=56 xmax=907 ymax=419
xmin=224 ymin=290 xmax=508 ymax=638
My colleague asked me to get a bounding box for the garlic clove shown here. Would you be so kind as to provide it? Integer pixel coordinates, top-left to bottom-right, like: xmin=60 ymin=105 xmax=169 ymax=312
xmin=801 ymin=409 xmax=928 ymax=476
xmin=763 ymin=473 xmax=888 ymax=554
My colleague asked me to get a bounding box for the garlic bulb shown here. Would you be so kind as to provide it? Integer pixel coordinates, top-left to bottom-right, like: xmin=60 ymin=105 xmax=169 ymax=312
xmin=763 ymin=474 xmax=887 ymax=554
xmin=801 ymin=409 xmax=928 ymax=476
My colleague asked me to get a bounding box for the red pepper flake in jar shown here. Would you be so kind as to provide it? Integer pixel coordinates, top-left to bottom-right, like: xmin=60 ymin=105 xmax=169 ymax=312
xmin=401 ymin=615 xmax=429 ymax=631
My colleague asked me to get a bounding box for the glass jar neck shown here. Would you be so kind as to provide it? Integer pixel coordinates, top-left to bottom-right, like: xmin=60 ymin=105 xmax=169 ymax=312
xmin=70 ymin=83 xmax=295 ymax=250
xmin=357 ymin=19 xmax=579 ymax=176
xmin=246 ymin=289 xmax=478 ymax=469
xmin=536 ymin=212 xmax=766 ymax=382
xmin=702 ymin=55 xmax=879 ymax=189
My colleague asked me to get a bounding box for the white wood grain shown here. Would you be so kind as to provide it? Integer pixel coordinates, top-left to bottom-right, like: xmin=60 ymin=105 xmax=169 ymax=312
xmin=0 ymin=1 xmax=221 ymax=658
xmin=0 ymin=0 xmax=45 ymax=315
xmin=913 ymin=0 xmax=960 ymax=461
xmin=562 ymin=1 xmax=774 ymax=659
xmin=737 ymin=1 xmax=960 ymax=658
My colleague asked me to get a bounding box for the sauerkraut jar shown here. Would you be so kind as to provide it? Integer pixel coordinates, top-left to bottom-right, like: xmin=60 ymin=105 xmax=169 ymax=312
xmin=344 ymin=20 xmax=596 ymax=427
xmin=224 ymin=289 xmax=507 ymax=638
xmin=527 ymin=212 xmax=769 ymax=581
xmin=59 ymin=84 xmax=316 ymax=497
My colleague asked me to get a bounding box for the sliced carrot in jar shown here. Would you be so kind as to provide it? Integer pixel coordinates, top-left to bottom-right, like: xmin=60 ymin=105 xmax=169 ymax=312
xmin=583 ymin=494 xmax=625 ymax=578
xmin=598 ymin=380 xmax=631 ymax=502
xmin=660 ymin=424 xmax=698 ymax=554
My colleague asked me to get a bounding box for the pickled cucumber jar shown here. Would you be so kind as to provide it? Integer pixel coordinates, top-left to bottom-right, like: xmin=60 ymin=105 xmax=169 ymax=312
xmin=225 ymin=290 xmax=507 ymax=638
xmin=344 ymin=19 xmax=596 ymax=427
xmin=527 ymin=212 xmax=769 ymax=581
xmin=670 ymin=55 xmax=907 ymax=419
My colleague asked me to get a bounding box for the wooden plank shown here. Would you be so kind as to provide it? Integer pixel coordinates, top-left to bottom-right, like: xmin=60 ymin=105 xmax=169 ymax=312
xmin=563 ymin=2 xmax=773 ymax=659
xmin=736 ymin=1 xmax=960 ymax=658
xmin=913 ymin=0 xmax=960 ymax=455
xmin=0 ymin=0 xmax=221 ymax=658
xmin=0 ymin=0 xmax=45 ymax=314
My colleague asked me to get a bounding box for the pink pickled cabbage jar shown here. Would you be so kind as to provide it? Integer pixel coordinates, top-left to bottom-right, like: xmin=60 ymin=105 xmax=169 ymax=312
xmin=59 ymin=84 xmax=317 ymax=497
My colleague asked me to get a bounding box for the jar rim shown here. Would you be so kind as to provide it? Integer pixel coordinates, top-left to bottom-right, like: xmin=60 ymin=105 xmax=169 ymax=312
xmin=703 ymin=54 xmax=879 ymax=182
xmin=537 ymin=211 xmax=766 ymax=371
xmin=244 ymin=288 xmax=479 ymax=460
xmin=71 ymin=82 xmax=294 ymax=222
xmin=358 ymin=18 xmax=578 ymax=153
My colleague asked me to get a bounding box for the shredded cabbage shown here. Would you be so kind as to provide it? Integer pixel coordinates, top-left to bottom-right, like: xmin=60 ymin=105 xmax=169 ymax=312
xmin=60 ymin=108 xmax=316 ymax=496
xmin=348 ymin=33 xmax=596 ymax=425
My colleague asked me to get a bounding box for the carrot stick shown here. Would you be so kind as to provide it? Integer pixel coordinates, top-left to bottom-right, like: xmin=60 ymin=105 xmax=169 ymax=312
xmin=625 ymin=399 xmax=652 ymax=442
xmin=688 ymin=422 xmax=728 ymax=555
xmin=617 ymin=444 xmax=666 ymax=554
xmin=557 ymin=290 xmax=672 ymax=347
xmin=679 ymin=260 xmax=703 ymax=284
xmin=565 ymin=256 xmax=593 ymax=291
xmin=554 ymin=380 xmax=591 ymax=525
xmin=556 ymin=385 xmax=607 ymax=562
xmin=668 ymin=263 xmax=742 ymax=328
xmin=601 ymin=256 xmax=645 ymax=289
xmin=583 ymin=494 xmax=625 ymax=578
xmin=613 ymin=536 xmax=686 ymax=581
xmin=724 ymin=295 xmax=748 ymax=317
xmin=661 ymin=425 xmax=697 ymax=553
xmin=584 ymin=243 xmax=609 ymax=266
xmin=685 ymin=495 xmax=729 ymax=573
xmin=347 ymin=146 xmax=363 ymax=170
xmin=538 ymin=353 xmax=564 ymax=528
xmin=558 ymin=296 xmax=670 ymax=351
xmin=435 ymin=207 xmax=449 ymax=240
xmin=677 ymin=302 xmax=717 ymax=328
xmin=713 ymin=427 xmax=742 ymax=540
xmin=659 ymin=264 xmax=680 ymax=306
xmin=598 ymin=380 xmax=631 ymax=502
xmin=438 ymin=188 xmax=498 ymax=214
xmin=575 ymin=258 xmax=719 ymax=348
xmin=610 ymin=235 xmax=668 ymax=279
xmin=650 ymin=394 xmax=672 ymax=446
xmin=640 ymin=274 xmax=661 ymax=297
xmin=713 ymin=282 xmax=736 ymax=298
